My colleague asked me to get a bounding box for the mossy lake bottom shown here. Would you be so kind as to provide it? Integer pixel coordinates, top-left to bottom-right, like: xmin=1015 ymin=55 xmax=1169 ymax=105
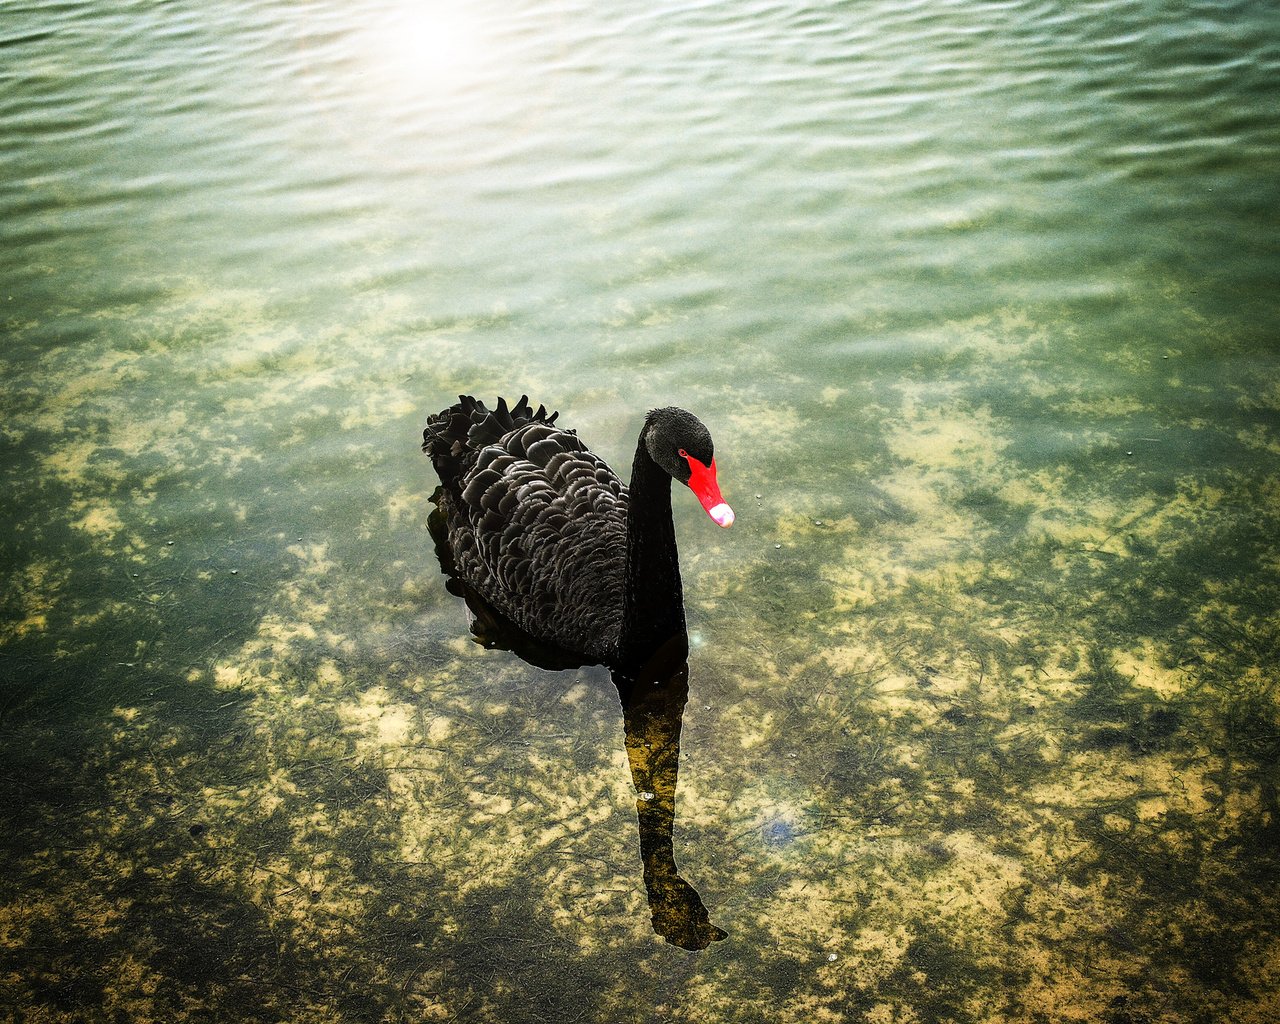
xmin=3 ymin=0 xmax=1279 ymax=1021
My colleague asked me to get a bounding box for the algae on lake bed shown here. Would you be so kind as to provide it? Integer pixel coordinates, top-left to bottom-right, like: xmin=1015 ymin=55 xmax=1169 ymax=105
xmin=4 ymin=0 xmax=1279 ymax=1016
xmin=3 ymin=285 xmax=1279 ymax=1023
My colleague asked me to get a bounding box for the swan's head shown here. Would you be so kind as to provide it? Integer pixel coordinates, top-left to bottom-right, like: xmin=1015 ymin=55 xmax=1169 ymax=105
xmin=644 ymin=408 xmax=735 ymax=528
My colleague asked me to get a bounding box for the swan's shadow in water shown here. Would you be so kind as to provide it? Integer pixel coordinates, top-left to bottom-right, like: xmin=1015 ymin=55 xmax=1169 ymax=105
xmin=428 ymin=499 xmax=727 ymax=950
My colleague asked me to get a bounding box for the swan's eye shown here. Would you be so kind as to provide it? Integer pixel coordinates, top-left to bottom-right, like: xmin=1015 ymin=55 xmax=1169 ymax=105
xmin=678 ymin=448 xmax=689 ymax=459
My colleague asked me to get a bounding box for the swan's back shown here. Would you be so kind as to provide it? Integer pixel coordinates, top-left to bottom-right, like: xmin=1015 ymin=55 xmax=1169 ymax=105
xmin=423 ymin=396 xmax=628 ymax=661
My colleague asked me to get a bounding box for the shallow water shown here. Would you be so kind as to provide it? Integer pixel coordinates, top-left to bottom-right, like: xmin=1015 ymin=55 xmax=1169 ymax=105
xmin=3 ymin=0 xmax=1279 ymax=1020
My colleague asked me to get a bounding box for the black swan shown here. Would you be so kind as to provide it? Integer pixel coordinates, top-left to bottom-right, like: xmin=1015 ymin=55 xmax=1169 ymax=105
xmin=421 ymin=395 xmax=733 ymax=674
xmin=422 ymin=394 xmax=731 ymax=949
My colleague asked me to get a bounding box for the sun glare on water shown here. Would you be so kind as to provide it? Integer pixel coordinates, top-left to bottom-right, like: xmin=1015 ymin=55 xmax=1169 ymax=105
xmin=357 ymin=3 xmax=490 ymax=96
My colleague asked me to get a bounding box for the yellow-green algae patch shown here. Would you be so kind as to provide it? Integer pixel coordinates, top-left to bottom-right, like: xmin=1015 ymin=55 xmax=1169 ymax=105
xmin=3 ymin=280 xmax=1280 ymax=1022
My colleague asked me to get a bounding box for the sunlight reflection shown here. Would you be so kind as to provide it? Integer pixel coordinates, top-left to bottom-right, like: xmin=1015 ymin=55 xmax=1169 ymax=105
xmin=356 ymin=3 xmax=490 ymax=96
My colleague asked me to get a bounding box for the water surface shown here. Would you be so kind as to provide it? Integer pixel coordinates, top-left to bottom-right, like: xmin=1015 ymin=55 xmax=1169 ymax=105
xmin=3 ymin=0 xmax=1279 ymax=1021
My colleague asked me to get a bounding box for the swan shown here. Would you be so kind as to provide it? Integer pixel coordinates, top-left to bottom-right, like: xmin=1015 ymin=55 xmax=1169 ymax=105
xmin=422 ymin=395 xmax=733 ymax=673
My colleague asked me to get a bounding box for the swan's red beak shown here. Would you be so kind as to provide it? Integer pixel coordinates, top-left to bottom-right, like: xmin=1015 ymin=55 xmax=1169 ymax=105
xmin=682 ymin=452 xmax=734 ymax=528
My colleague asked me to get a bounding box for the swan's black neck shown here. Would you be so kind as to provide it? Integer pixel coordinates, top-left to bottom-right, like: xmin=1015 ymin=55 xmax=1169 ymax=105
xmin=618 ymin=441 xmax=687 ymax=672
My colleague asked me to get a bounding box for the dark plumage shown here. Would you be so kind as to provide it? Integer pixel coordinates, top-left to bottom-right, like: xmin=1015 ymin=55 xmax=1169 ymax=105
xmin=422 ymin=395 xmax=733 ymax=672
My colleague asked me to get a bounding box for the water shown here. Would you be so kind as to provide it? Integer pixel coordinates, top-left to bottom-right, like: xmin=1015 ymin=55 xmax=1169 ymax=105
xmin=2 ymin=0 xmax=1278 ymax=1019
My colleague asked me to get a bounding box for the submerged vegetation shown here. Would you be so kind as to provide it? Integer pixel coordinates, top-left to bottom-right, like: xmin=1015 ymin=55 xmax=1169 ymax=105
xmin=3 ymin=288 xmax=1278 ymax=1023
xmin=4 ymin=0 xmax=1279 ymax=1019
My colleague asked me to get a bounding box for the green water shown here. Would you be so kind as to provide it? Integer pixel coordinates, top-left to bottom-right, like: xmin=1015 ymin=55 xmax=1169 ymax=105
xmin=3 ymin=0 xmax=1279 ymax=1019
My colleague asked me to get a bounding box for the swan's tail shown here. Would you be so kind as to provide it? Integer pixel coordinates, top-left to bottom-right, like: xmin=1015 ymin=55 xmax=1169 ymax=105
xmin=422 ymin=394 xmax=558 ymax=487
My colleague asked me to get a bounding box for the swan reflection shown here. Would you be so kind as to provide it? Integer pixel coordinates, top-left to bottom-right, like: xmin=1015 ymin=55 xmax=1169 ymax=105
xmin=615 ymin=638 xmax=727 ymax=950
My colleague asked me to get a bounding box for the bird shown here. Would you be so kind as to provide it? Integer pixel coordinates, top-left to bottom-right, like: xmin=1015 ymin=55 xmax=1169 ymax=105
xmin=422 ymin=395 xmax=733 ymax=673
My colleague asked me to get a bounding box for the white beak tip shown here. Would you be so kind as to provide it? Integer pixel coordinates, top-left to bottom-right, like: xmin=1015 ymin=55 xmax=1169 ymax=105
xmin=708 ymin=502 xmax=735 ymax=528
